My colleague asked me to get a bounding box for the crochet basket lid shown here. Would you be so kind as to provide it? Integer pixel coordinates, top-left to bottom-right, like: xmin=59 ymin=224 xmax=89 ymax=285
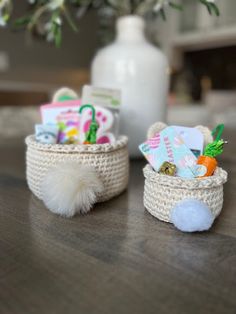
xmin=25 ymin=135 xmax=128 ymax=154
xmin=143 ymin=164 xmax=227 ymax=190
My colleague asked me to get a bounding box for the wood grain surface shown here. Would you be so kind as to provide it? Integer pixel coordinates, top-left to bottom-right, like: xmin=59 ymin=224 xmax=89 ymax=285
xmin=0 ymin=132 xmax=235 ymax=314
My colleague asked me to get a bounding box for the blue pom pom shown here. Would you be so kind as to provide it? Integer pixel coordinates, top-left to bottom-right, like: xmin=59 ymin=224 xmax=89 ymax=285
xmin=170 ymin=199 xmax=214 ymax=232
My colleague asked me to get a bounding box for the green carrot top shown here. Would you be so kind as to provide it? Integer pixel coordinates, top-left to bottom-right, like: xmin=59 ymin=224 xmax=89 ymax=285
xmin=203 ymin=139 xmax=225 ymax=158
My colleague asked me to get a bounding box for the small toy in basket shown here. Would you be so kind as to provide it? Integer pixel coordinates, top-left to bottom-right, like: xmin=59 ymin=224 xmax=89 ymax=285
xmin=140 ymin=122 xmax=228 ymax=233
xmin=26 ymin=87 xmax=129 ymax=218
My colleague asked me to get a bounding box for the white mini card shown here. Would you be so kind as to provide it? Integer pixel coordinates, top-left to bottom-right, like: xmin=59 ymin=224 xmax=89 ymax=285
xmin=172 ymin=126 xmax=204 ymax=158
xmin=82 ymin=85 xmax=121 ymax=109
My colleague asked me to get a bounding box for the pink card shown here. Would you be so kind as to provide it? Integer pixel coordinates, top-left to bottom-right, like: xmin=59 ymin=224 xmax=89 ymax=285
xmin=41 ymin=100 xmax=82 ymax=144
xmin=40 ymin=100 xmax=82 ymax=123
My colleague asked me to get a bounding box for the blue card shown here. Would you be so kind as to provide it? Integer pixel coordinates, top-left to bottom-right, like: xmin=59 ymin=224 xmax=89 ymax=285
xmin=139 ymin=127 xmax=197 ymax=178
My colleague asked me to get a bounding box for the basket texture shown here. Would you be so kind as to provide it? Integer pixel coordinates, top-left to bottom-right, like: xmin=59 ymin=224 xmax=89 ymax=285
xmin=143 ymin=164 xmax=228 ymax=223
xmin=26 ymin=135 xmax=129 ymax=203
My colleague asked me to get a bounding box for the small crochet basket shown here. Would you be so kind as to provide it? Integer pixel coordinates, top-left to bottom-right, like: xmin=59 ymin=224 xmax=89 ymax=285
xmin=25 ymin=135 xmax=129 ymax=203
xmin=143 ymin=165 xmax=228 ymax=222
xmin=143 ymin=122 xmax=228 ymax=225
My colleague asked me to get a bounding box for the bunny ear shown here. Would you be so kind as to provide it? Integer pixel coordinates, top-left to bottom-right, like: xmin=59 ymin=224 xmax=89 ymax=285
xmin=52 ymin=87 xmax=79 ymax=103
xmin=195 ymin=125 xmax=213 ymax=147
xmin=147 ymin=122 xmax=167 ymax=139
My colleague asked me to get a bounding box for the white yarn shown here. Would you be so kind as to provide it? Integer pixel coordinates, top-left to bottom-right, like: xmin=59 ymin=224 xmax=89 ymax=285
xmin=195 ymin=125 xmax=213 ymax=147
xmin=170 ymin=199 xmax=214 ymax=232
xmin=147 ymin=121 xmax=167 ymax=139
xmin=41 ymin=162 xmax=104 ymax=217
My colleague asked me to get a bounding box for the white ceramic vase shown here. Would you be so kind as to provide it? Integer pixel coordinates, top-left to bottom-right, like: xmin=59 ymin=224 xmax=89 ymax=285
xmin=91 ymin=15 xmax=169 ymax=157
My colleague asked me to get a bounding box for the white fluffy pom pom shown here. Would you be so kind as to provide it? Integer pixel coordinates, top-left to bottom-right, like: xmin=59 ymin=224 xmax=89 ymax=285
xmin=170 ymin=199 xmax=215 ymax=232
xmin=41 ymin=162 xmax=104 ymax=217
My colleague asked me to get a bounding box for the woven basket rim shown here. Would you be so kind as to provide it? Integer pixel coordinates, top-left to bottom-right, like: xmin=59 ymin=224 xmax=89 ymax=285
xmin=25 ymin=135 xmax=128 ymax=153
xmin=143 ymin=164 xmax=227 ymax=189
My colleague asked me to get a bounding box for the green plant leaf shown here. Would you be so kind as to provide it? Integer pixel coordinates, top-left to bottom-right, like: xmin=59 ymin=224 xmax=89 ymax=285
xmin=63 ymin=6 xmax=78 ymax=32
xmin=169 ymin=2 xmax=183 ymax=11
xmin=199 ymin=0 xmax=220 ymax=16
xmin=55 ymin=26 xmax=62 ymax=47
xmin=159 ymin=8 xmax=166 ymax=20
xmin=106 ymin=0 xmax=131 ymax=15
xmin=13 ymin=15 xmax=32 ymax=27
xmin=209 ymin=3 xmax=220 ymax=16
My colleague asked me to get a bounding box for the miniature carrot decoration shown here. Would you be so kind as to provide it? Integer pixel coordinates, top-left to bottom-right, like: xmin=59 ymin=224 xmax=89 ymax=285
xmin=197 ymin=124 xmax=226 ymax=177
xmin=197 ymin=139 xmax=225 ymax=177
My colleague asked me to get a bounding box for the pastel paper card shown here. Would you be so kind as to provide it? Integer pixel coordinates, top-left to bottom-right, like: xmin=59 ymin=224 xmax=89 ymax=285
xmin=96 ymin=131 xmax=116 ymax=144
xmin=79 ymin=105 xmax=115 ymax=144
xmin=139 ymin=127 xmax=197 ymax=178
xmin=82 ymin=85 xmax=121 ymax=140
xmin=41 ymin=100 xmax=81 ymax=144
xmin=41 ymin=100 xmax=81 ymax=124
xmin=82 ymin=85 xmax=121 ymax=109
xmin=57 ymin=110 xmax=81 ymax=144
xmin=172 ymin=125 xmax=204 ymax=158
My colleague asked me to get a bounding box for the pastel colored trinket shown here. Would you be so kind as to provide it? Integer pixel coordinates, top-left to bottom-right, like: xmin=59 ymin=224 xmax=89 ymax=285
xmin=81 ymin=85 xmax=120 ymax=143
xmin=139 ymin=126 xmax=197 ymax=178
xmin=79 ymin=104 xmax=99 ymax=144
xmin=41 ymin=99 xmax=81 ymax=144
xmin=197 ymin=124 xmax=226 ymax=177
xmin=35 ymin=124 xmax=58 ymax=144
xmin=158 ymin=162 xmax=176 ymax=176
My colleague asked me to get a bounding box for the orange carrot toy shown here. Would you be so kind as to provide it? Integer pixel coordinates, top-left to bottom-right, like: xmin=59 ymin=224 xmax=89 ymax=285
xmin=197 ymin=124 xmax=226 ymax=177
xmin=197 ymin=140 xmax=225 ymax=177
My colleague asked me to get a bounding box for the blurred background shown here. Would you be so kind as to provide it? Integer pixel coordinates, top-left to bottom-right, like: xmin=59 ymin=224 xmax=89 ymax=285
xmin=0 ymin=0 xmax=235 ymax=139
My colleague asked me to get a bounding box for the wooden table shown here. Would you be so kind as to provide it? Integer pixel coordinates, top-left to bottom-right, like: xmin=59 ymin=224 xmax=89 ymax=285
xmin=0 ymin=134 xmax=235 ymax=314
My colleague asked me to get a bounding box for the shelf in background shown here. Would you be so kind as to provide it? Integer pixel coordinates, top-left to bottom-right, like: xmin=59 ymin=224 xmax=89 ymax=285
xmin=173 ymin=24 xmax=236 ymax=51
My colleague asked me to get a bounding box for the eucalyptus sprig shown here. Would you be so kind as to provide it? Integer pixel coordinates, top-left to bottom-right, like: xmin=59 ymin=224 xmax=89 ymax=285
xmin=13 ymin=0 xmax=78 ymax=47
xmin=199 ymin=0 xmax=220 ymax=16
xmin=0 ymin=0 xmax=220 ymax=47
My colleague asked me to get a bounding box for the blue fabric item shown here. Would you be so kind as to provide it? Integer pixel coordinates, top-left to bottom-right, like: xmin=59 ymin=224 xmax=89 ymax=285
xmin=170 ymin=199 xmax=215 ymax=232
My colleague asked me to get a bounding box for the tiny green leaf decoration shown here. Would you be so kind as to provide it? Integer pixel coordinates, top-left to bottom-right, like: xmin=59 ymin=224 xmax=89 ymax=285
xmin=204 ymin=139 xmax=225 ymax=158
xmin=0 ymin=0 xmax=220 ymax=46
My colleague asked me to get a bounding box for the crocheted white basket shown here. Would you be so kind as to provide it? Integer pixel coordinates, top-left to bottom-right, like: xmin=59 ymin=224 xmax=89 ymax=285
xmin=26 ymin=135 xmax=129 ymax=203
xmin=143 ymin=164 xmax=228 ymax=223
